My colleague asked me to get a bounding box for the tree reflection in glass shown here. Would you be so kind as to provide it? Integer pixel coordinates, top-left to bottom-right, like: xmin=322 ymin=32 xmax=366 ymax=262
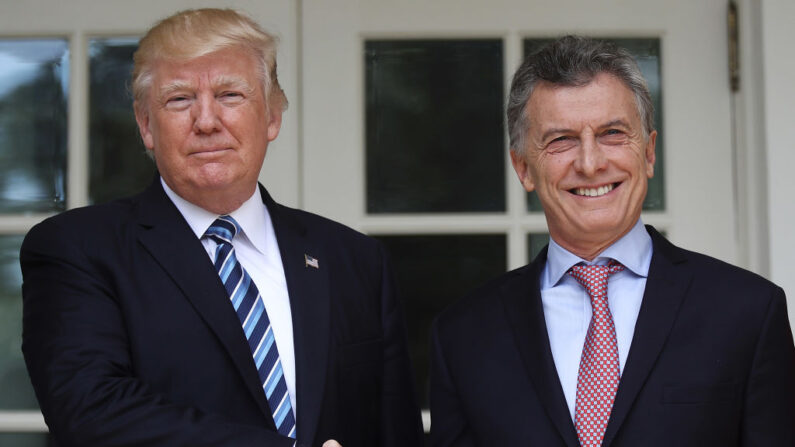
xmin=89 ymin=38 xmax=155 ymax=204
xmin=0 ymin=39 xmax=68 ymax=213
xmin=0 ymin=235 xmax=38 ymax=410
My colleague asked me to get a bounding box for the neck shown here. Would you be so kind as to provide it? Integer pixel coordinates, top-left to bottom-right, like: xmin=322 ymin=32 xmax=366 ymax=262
xmin=165 ymin=180 xmax=258 ymax=216
xmin=551 ymin=227 xmax=635 ymax=262
xmin=559 ymin=241 xmax=612 ymax=262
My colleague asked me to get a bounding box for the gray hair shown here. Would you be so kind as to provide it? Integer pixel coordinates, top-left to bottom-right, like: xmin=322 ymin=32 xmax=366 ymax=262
xmin=507 ymin=35 xmax=654 ymax=155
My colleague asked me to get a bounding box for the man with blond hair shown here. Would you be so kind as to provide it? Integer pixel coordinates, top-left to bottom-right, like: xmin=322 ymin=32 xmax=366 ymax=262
xmin=21 ymin=9 xmax=423 ymax=447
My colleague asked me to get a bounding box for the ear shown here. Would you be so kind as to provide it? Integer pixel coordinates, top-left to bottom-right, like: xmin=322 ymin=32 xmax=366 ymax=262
xmin=134 ymin=101 xmax=155 ymax=151
xmin=510 ymin=149 xmax=536 ymax=192
xmin=644 ymin=130 xmax=657 ymax=178
xmin=266 ymin=106 xmax=283 ymax=142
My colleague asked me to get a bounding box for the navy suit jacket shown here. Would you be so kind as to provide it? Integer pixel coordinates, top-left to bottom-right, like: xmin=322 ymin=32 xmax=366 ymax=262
xmin=430 ymin=226 xmax=795 ymax=446
xmin=21 ymin=179 xmax=423 ymax=447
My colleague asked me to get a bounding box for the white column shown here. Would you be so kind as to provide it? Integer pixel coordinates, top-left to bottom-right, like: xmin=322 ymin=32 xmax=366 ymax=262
xmin=762 ymin=0 xmax=795 ymax=322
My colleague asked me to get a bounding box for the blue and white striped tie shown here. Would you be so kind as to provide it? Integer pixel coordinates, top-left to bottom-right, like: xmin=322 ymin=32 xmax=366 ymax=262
xmin=204 ymin=216 xmax=296 ymax=439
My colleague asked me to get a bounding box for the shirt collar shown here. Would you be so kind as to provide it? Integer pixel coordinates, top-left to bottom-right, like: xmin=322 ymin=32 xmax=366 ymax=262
xmin=542 ymin=219 xmax=653 ymax=289
xmin=160 ymin=178 xmax=271 ymax=255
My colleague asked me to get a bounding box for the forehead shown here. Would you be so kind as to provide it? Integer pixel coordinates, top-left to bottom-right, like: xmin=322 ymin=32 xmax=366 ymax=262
xmin=149 ymin=47 xmax=260 ymax=88
xmin=526 ymin=73 xmax=639 ymax=133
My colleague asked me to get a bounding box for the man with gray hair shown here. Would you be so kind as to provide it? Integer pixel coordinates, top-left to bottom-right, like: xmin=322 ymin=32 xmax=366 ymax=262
xmin=430 ymin=35 xmax=795 ymax=446
xmin=21 ymin=8 xmax=423 ymax=447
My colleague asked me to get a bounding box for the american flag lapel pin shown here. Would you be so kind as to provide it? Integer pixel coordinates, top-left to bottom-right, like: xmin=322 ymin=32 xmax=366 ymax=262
xmin=304 ymin=254 xmax=319 ymax=269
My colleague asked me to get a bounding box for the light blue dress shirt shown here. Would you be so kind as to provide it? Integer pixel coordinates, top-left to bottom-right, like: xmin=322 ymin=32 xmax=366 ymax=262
xmin=540 ymin=219 xmax=653 ymax=422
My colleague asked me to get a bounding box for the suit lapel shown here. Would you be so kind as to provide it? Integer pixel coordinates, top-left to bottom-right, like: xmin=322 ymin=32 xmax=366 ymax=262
xmin=134 ymin=180 xmax=276 ymax=426
xmin=262 ymin=186 xmax=330 ymax=445
xmin=502 ymin=249 xmax=580 ymax=447
xmin=603 ymin=226 xmax=691 ymax=446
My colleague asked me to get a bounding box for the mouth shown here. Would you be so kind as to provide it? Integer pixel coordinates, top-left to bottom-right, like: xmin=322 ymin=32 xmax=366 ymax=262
xmin=570 ymin=182 xmax=620 ymax=197
xmin=189 ymin=147 xmax=232 ymax=156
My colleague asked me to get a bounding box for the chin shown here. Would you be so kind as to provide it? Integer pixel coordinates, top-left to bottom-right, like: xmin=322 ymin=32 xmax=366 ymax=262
xmin=574 ymin=218 xmax=626 ymax=237
xmin=192 ymin=167 xmax=241 ymax=185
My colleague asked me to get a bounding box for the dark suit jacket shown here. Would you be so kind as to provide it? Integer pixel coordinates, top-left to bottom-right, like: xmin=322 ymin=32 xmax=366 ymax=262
xmin=430 ymin=226 xmax=795 ymax=446
xmin=20 ymin=179 xmax=423 ymax=447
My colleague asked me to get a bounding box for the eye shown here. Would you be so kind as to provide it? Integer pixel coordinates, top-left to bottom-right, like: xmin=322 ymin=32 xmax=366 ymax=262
xmin=219 ymin=91 xmax=245 ymax=100
xmin=218 ymin=91 xmax=246 ymax=104
xmin=600 ymin=129 xmax=627 ymax=144
xmin=546 ymin=135 xmax=576 ymax=153
xmin=163 ymin=95 xmax=192 ymax=110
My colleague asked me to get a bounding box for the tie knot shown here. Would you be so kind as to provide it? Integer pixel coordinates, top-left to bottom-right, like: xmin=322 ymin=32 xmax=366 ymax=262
xmin=204 ymin=215 xmax=240 ymax=245
xmin=567 ymin=260 xmax=625 ymax=296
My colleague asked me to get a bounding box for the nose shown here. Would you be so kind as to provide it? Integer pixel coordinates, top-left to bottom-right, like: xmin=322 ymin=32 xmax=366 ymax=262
xmin=192 ymin=93 xmax=222 ymax=134
xmin=574 ymin=133 xmax=607 ymax=177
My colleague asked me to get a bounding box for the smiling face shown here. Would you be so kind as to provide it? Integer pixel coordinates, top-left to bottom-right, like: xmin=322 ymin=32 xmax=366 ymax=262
xmin=134 ymin=46 xmax=281 ymax=214
xmin=510 ymin=73 xmax=656 ymax=260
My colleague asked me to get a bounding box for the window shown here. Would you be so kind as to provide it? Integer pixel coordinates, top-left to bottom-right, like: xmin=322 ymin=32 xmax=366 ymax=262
xmin=88 ymin=38 xmax=153 ymax=204
xmin=0 ymin=37 xmax=71 ymax=446
xmin=366 ymin=39 xmax=505 ymax=213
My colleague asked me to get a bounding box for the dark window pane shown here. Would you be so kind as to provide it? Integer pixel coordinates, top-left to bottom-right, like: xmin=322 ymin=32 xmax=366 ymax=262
xmin=0 ymin=235 xmax=39 ymax=410
xmin=528 ymin=232 xmax=550 ymax=262
xmin=0 ymin=433 xmax=51 ymax=446
xmin=375 ymin=234 xmax=507 ymax=407
xmin=523 ymin=38 xmax=664 ymax=212
xmin=89 ymin=38 xmax=154 ymax=204
xmin=0 ymin=39 xmax=68 ymax=213
xmin=366 ymin=40 xmax=505 ymax=213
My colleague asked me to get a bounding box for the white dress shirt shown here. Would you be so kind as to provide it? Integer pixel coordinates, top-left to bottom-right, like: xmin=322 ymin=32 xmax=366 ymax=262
xmin=161 ymin=179 xmax=297 ymax=415
xmin=540 ymin=218 xmax=652 ymax=422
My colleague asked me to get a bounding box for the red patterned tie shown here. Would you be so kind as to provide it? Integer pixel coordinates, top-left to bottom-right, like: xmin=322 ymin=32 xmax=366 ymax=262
xmin=567 ymin=260 xmax=625 ymax=447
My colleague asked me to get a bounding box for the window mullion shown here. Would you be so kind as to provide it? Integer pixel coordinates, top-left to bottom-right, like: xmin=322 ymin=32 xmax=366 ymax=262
xmin=67 ymin=30 xmax=89 ymax=210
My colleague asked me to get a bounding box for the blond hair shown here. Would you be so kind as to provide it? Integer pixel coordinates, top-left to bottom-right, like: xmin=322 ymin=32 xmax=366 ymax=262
xmin=132 ymin=8 xmax=287 ymax=110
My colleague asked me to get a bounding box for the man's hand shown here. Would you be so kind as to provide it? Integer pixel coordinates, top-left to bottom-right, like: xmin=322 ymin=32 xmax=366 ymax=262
xmin=322 ymin=440 xmax=342 ymax=447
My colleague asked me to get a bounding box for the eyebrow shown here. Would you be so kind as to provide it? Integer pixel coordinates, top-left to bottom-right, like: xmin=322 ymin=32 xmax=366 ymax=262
xmin=600 ymin=119 xmax=631 ymax=130
xmin=213 ymin=75 xmax=256 ymax=96
xmin=157 ymin=80 xmax=193 ymax=100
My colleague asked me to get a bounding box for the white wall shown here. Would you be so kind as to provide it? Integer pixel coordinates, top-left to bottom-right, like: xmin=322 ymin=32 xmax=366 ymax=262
xmin=762 ymin=0 xmax=795 ymax=323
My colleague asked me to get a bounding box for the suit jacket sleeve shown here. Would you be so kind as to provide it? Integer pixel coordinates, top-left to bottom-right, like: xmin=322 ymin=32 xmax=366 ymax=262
xmin=740 ymin=285 xmax=795 ymax=445
xmin=20 ymin=218 xmax=294 ymax=447
xmin=428 ymin=319 xmax=477 ymax=447
xmin=377 ymin=243 xmax=426 ymax=446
